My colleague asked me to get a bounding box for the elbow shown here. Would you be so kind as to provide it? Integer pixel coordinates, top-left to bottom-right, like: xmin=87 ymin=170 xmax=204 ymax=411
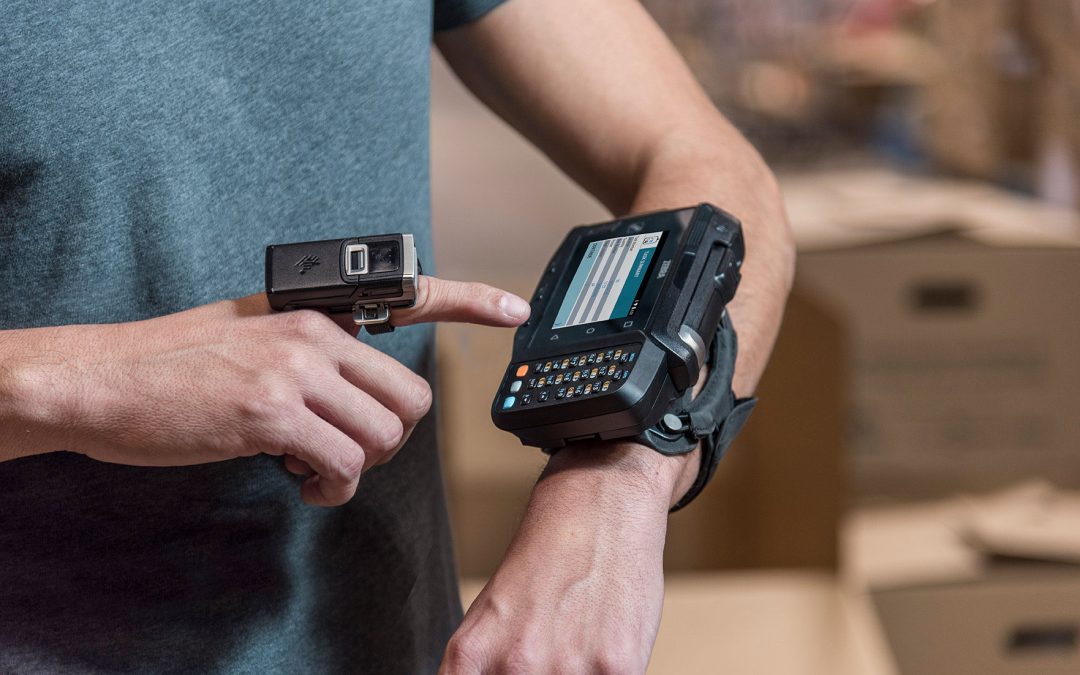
xmin=753 ymin=164 xmax=797 ymax=295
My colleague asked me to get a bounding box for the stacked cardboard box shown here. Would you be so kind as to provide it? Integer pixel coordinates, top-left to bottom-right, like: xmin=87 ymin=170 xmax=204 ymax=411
xmin=788 ymin=167 xmax=1080 ymax=502
xmin=845 ymin=483 xmax=1080 ymax=675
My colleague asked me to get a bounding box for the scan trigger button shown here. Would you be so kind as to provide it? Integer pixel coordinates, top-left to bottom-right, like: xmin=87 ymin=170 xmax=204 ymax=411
xmin=678 ymin=325 xmax=706 ymax=368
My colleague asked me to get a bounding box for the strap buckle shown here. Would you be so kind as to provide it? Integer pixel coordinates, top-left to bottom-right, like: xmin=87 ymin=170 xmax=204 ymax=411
xmin=635 ymin=313 xmax=757 ymax=510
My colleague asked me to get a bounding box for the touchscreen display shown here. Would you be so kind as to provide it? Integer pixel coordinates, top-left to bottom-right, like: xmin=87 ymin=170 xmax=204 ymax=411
xmin=552 ymin=232 xmax=664 ymax=329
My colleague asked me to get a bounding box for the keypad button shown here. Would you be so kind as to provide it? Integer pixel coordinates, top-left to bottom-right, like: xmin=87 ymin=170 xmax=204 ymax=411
xmin=504 ymin=344 xmax=636 ymax=408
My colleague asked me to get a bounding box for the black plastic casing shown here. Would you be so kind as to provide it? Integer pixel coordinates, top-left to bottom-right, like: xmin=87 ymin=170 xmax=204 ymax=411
xmin=265 ymin=234 xmax=409 ymax=314
xmin=491 ymin=204 xmax=744 ymax=449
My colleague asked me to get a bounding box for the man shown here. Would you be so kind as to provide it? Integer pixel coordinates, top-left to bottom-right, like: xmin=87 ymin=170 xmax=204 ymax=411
xmin=0 ymin=1 xmax=793 ymax=672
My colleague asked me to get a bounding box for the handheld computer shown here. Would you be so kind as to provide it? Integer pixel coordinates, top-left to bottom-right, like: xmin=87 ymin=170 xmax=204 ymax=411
xmin=490 ymin=204 xmax=757 ymax=509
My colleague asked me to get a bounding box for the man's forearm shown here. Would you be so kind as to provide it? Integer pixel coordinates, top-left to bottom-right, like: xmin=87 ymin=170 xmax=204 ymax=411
xmin=0 ymin=327 xmax=73 ymax=462
xmin=550 ymin=119 xmax=795 ymax=505
xmin=625 ymin=120 xmax=795 ymax=397
xmin=439 ymin=3 xmax=795 ymax=669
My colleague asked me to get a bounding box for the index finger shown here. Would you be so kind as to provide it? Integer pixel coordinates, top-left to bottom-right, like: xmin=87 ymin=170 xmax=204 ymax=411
xmin=391 ymin=276 xmax=531 ymax=327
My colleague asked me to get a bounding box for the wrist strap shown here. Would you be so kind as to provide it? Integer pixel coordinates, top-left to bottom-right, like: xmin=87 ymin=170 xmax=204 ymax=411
xmin=635 ymin=313 xmax=756 ymax=511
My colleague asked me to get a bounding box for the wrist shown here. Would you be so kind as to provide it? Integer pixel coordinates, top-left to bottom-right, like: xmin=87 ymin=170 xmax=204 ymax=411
xmin=541 ymin=440 xmax=700 ymax=512
xmin=0 ymin=325 xmax=99 ymax=460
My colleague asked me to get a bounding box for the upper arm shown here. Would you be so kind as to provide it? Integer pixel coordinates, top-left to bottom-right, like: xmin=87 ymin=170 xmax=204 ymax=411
xmin=435 ymin=0 xmax=727 ymax=214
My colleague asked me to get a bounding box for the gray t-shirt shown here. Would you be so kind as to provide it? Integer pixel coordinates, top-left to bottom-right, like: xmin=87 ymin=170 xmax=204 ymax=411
xmin=0 ymin=1 xmax=506 ymax=672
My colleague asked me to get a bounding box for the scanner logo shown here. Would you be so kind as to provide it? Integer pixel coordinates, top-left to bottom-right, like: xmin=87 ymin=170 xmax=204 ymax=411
xmin=295 ymin=255 xmax=320 ymax=275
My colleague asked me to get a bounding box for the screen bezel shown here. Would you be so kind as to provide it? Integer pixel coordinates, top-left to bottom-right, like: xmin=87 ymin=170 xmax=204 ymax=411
xmin=529 ymin=217 xmax=683 ymax=349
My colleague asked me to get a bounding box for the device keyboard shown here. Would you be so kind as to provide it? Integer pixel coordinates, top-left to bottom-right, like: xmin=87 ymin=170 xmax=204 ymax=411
xmin=498 ymin=344 xmax=640 ymax=410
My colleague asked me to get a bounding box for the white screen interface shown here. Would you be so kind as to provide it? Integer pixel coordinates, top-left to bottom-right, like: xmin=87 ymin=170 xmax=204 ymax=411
xmin=552 ymin=232 xmax=663 ymax=329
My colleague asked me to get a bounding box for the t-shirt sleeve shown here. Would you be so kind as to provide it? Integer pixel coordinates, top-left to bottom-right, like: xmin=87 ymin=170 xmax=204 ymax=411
xmin=433 ymin=0 xmax=510 ymax=31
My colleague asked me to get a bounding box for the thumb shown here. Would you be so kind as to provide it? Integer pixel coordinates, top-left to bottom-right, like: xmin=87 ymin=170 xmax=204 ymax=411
xmin=391 ymin=276 xmax=530 ymax=327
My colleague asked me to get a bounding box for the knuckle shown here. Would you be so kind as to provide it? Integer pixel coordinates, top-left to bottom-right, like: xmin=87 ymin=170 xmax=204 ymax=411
xmin=467 ymin=281 xmax=501 ymax=308
xmin=371 ymin=413 xmax=405 ymax=454
xmin=405 ymin=378 xmax=433 ymax=421
xmin=280 ymin=346 xmax=319 ymax=379
xmin=243 ymin=378 xmax=297 ymax=421
xmin=283 ymin=309 xmax=331 ymax=341
xmin=503 ymin=645 xmax=541 ymax=674
xmin=324 ymin=444 xmax=366 ymax=484
xmin=471 ymin=282 xmax=496 ymax=301
xmin=444 ymin=635 xmax=485 ymax=672
xmin=420 ymin=277 xmax=446 ymax=309
xmin=593 ymin=652 xmax=635 ymax=675
xmin=339 ymin=446 xmax=368 ymax=482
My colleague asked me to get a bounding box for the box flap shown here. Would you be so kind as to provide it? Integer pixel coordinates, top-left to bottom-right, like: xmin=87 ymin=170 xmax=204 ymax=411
xmin=965 ymin=482 xmax=1080 ymax=565
xmin=782 ymin=168 xmax=1080 ymax=252
xmin=845 ymin=483 xmax=1080 ymax=592
xmin=843 ymin=498 xmax=984 ymax=591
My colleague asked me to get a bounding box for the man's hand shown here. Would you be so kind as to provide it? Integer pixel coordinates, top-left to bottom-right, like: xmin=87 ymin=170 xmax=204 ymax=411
xmin=0 ymin=276 xmax=530 ymax=506
xmin=442 ymin=442 xmax=678 ymax=675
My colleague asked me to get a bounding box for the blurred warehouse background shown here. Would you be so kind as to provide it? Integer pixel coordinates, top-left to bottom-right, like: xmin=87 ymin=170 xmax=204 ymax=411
xmin=431 ymin=1 xmax=1080 ymax=673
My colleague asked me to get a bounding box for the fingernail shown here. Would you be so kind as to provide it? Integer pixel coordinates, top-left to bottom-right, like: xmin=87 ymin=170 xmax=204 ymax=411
xmin=499 ymin=294 xmax=531 ymax=321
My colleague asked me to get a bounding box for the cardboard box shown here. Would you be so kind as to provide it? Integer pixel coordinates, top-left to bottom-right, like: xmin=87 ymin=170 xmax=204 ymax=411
xmin=874 ymin=570 xmax=1080 ymax=675
xmin=787 ymin=168 xmax=1080 ymax=503
xmin=845 ymin=485 xmax=1080 ymax=675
